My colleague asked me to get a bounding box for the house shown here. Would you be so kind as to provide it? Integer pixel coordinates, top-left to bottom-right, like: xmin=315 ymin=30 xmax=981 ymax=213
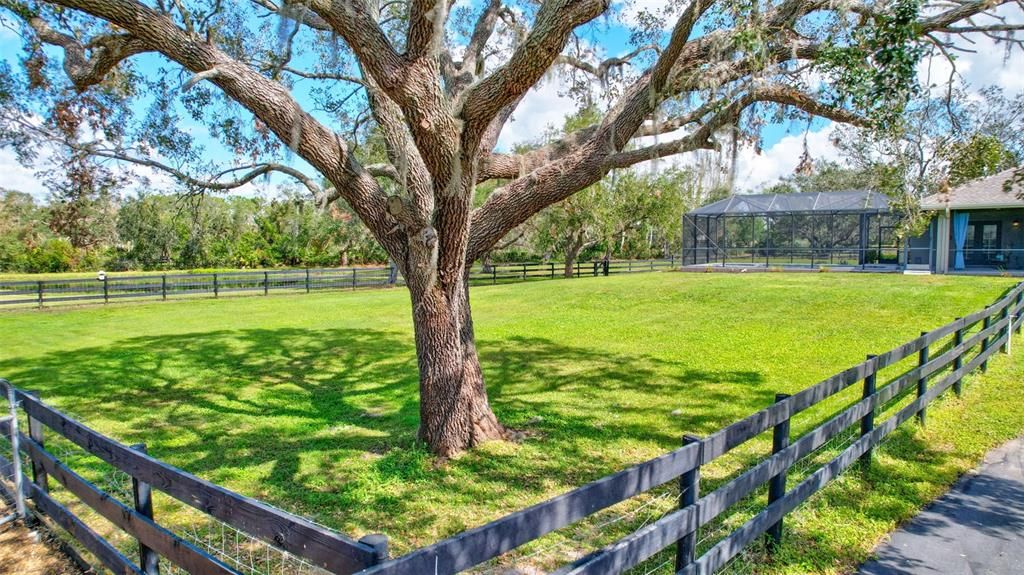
xmin=914 ymin=167 xmax=1024 ymax=274
xmin=681 ymin=167 xmax=1024 ymax=274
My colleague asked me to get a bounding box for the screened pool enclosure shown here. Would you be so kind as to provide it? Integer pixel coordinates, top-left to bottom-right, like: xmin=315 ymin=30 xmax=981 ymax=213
xmin=682 ymin=191 xmax=903 ymax=268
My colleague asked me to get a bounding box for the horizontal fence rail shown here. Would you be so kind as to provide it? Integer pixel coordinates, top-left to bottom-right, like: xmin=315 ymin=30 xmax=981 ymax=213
xmin=2 ymin=280 xmax=1020 ymax=575
xmin=360 ymin=281 xmax=1024 ymax=575
xmin=0 ymin=259 xmax=677 ymax=309
xmin=0 ymin=381 xmax=389 ymax=575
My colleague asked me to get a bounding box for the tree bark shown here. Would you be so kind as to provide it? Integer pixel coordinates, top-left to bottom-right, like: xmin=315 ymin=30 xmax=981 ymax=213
xmin=409 ymin=271 xmax=505 ymax=457
xmin=563 ymin=231 xmax=587 ymax=278
xmin=563 ymin=249 xmax=579 ymax=278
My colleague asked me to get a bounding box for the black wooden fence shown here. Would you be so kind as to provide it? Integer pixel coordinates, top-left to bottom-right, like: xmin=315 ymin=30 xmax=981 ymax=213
xmin=357 ymin=281 xmax=1024 ymax=575
xmin=0 ymin=382 xmax=390 ymax=575
xmin=0 ymin=258 xmax=677 ymax=309
xmin=1 ymin=281 xmax=1019 ymax=575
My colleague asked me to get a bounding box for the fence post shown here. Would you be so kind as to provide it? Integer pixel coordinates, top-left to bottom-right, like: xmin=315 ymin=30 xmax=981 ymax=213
xmin=360 ymin=533 xmax=390 ymax=565
xmin=603 ymin=259 xmax=610 ymax=276
xmin=352 ymin=268 xmax=357 ymax=290
xmin=264 ymin=271 xmax=269 ymax=296
xmin=161 ymin=275 xmax=167 ymax=301
xmin=492 ymin=266 xmax=497 ymax=285
xmin=675 ymin=434 xmax=702 ymax=572
xmin=26 ymin=390 xmax=47 ymax=494
xmin=213 ymin=273 xmax=219 ymax=298
xmin=129 ymin=443 xmax=160 ymax=575
xmin=981 ymin=314 xmax=992 ymax=372
xmin=1000 ymin=306 xmax=1010 ymax=354
xmin=1011 ymin=290 xmax=1019 ymax=331
xmin=917 ymin=332 xmax=929 ymax=426
xmin=860 ymin=355 xmax=877 ymax=470
xmin=37 ymin=281 xmax=43 ymax=308
xmin=305 ymin=268 xmax=311 ymax=293
xmin=550 ymin=262 xmax=555 ymax=279
xmin=953 ymin=318 xmax=964 ymax=397
xmin=103 ymin=276 xmax=109 ymax=304
xmin=767 ymin=393 xmax=791 ymax=550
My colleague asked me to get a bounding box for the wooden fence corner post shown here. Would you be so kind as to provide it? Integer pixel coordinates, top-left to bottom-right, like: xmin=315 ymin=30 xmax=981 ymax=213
xmin=860 ymin=355 xmax=878 ymax=470
xmin=767 ymin=393 xmax=791 ymax=551
xmin=130 ymin=443 xmax=160 ymax=575
xmin=26 ymin=390 xmax=48 ymax=495
xmin=953 ymin=318 xmax=964 ymax=397
xmin=359 ymin=533 xmax=390 ymax=565
xmin=675 ymin=434 xmax=702 ymax=572
xmin=917 ymin=332 xmax=929 ymax=427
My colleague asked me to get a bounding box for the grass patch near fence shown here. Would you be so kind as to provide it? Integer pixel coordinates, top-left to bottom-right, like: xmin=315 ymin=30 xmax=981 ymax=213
xmin=0 ymin=272 xmax=1022 ymax=573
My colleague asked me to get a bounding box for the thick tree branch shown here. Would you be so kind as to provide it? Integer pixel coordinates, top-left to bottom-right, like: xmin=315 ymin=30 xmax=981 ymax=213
xmin=22 ymin=13 xmax=150 ymax=90
xmin=458 ymin=0 xmax=608 ymax=150
xmin=406 ymin=0 xmax=448 ymax=60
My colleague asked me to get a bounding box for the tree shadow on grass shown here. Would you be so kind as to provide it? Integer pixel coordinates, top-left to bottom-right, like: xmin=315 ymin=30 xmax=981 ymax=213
xmin=0 ymin=327 xmax=768 ymax=548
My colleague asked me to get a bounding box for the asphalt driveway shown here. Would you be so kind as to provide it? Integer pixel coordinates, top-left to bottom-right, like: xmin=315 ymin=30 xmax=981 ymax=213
xmin=858 ymin=437 xmax=1024 ymax=575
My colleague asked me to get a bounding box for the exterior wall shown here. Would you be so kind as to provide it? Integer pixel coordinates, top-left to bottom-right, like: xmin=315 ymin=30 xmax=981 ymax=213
xmin=906 ymin=228 xmax=931 ymax=268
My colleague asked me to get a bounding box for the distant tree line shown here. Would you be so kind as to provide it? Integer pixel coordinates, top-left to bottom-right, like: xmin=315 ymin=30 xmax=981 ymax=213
xmin=1 ymin=164 xmax=717 ymax=274
xmin=0 ymin=189 xmax=387 ymax=273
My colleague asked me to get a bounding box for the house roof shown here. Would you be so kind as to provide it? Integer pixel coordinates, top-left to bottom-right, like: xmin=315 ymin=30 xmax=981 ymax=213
xmin=689 ymin=190 xmax=890 ymax=216
xmin=920 ymin=167 xmax=1024 ymax=211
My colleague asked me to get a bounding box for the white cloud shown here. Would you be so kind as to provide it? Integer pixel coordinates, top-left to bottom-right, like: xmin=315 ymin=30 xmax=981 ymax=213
xmin=0 ymin=147 xmax=47 ymax=198
xmin=616 ymin=0 xmax=674 ymax=28
xmin=733 ymin=126 xmax=840 ymax=192
xmin=496 ymin=80 xmax=579 ymax=150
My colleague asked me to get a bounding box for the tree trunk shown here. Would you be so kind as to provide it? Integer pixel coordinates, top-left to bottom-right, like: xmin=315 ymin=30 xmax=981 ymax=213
xmin=409 ymin=272 xmax=505 ymax=457
xmin=564 ymin=233 xmax=585 ymax=278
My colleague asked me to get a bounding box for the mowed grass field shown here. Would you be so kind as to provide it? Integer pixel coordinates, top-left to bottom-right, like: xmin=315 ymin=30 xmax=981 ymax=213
xmin=2 ymin=272 xmax=1024 ymax=574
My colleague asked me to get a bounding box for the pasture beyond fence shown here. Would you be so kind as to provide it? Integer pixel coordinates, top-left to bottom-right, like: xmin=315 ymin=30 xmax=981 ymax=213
xmin=0 ymin=258 xmax=677 ymax=309
xmin=0 ymin=280 xmax=1021 ymax=575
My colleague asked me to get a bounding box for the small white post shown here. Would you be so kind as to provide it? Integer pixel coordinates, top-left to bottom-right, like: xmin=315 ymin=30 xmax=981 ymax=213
xmin=6 ymin=384 xmax=25 ymax=520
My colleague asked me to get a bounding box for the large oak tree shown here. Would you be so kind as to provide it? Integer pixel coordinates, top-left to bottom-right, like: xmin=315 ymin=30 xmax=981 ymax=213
xmin=1 ymin=0 xmax=1021 ymax=456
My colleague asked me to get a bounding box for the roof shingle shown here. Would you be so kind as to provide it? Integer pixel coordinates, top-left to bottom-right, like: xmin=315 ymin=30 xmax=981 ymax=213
xmin=920 ymin=167 xmax=1024 ymax=210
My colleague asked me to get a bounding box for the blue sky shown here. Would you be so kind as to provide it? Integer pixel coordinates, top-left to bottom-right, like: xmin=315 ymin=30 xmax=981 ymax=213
xmin=1 ymin=2 xmax=1021 ymax=199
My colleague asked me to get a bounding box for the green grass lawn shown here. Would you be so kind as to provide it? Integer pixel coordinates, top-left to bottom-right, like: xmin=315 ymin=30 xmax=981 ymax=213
xmin=1 ymin=272 xmax=1023 ymax=574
